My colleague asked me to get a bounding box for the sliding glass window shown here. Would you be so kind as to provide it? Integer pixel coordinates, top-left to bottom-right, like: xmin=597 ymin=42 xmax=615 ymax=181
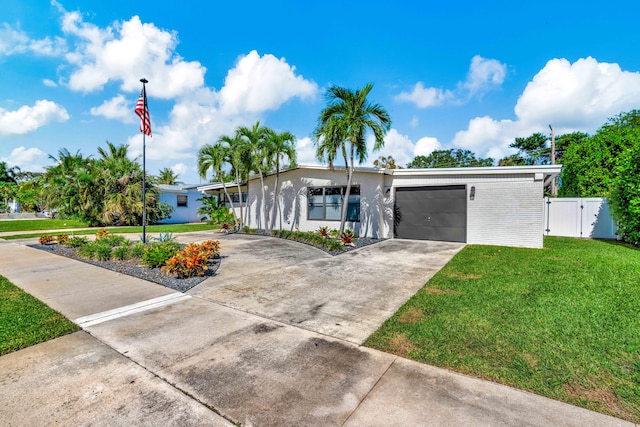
xmin=307 ymin=186 xmax=360 ymax=221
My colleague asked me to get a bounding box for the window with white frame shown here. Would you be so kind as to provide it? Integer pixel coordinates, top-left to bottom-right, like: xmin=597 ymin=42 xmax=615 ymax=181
xmin=307 ymin=186 xmax=360 ymax=221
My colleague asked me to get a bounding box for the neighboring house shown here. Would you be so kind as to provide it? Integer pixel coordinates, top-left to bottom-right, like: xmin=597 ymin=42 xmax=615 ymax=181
xmin=157 ymin=184 xmax=206 ymax=224
xmin=197 ymin=164 xmax=561 ymax=248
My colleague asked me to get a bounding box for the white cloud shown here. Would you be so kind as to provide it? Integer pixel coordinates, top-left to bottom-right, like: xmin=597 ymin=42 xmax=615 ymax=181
xmin=294 ymin=137 xmax=320 ymax=166
xmin=90 ymin=94 xmax=135 ymax=123
xmin=0 ymin=23 xmax=66 ymax=57
xmin=59 ymin=9 xmax=205 ymax=98
xmin=170 ymin=163 xmax=189 ymax=179
xmin=43 ymin=78 xmax=58 ymax=87
xmin=452 ymin=57 xmax=640 ymax=160
xmin=1 ymin=146 xmax=48 ymax=172
xmin=414 ymin=136 xmax=442 ymax=156
xmin=218 ymin=50 xmax=318 ymax=115
xmin=394 ymin=82 xmax=453 ymax=108
xmin=0 ymin=100 xmax=69 ymax=136
xmin=396 ymin=55 xmax=507 ymax=108
xmin=462 ymin=55 xmax=507 ymax=96
xmin=515 ymin=57 xmax=640 ymax=128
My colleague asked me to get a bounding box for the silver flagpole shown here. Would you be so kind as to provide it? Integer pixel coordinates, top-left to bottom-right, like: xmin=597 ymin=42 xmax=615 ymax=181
xmin=140 ymin=78 xmax=148 ymax=243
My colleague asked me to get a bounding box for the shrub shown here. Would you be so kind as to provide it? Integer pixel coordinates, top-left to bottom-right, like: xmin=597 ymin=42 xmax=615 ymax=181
xmin=112 ymin=245 xmax=130 ymax=260
xmin=64 ymin=236 xmax=89 ymax=247
xmin=198 ymin=240 xmax=221 ymax=258
xmin=330 ymin=229 xmax=340 ymax=239
xmin=56 ymin=234 xmax=69 ymax=245
xmin=38 ymin=235 xmax=55 ymax=245
xmin=341 ymin=229 xmax=355 ymax=247
xmin=77 ymin=242 xmax=97 ymax=259
xmin=162 ymin=246 xmax=208 ymax=278
xmin=129 ymin=241 xmax=145 ymax=258
xmin=94 ymin=243 xmax=113 ymax=261
xmin=609 ymin=145 xmax=640 ymax=246
xmin=155 ymin=232 xmax=175 ymax=242
xmin=318 ymin=226 xmax=329 ymax=237
xmin=141 ymin=241 xmax=181 ymax=268
xmin=99 ymin=234 xmax=129 ymax=248
xmin=95 ymin=228 xmax=110 ymax=240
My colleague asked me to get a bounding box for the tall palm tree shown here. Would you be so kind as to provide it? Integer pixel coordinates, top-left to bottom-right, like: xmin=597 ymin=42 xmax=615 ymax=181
xmin=0 ymin=161 xmax=19 ymax=184
xmin=226 ymin=132 xmax=251 ymax=230
xmin=197 ymin=141 xmax=238 ymax=229
xmin=314 ymin=83 xmax=391 ymax=235
xmin=264 ymin=129 xmax=297 ymax=231
xmin=157 ymin=167 xmax=181 ymax=185
xmin=238 ymin=121 xmax=270 ymax=228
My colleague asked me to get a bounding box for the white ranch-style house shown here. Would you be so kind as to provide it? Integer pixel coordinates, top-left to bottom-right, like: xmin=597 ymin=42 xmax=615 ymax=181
xmin=197 ymin=164 xmax=562 ymax=249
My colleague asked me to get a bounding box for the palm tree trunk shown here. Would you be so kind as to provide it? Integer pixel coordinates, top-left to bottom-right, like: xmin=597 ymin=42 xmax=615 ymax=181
xmin=270 ymin=164 xmax=279 ymax=232
xmin=220 ymin=179 xmax=237 ymax=229
xmin=259 ymin=172 xmax=267 ymax=230
xmin=339 ymin=144 xmax=354 ymax=236
xmin=235 ymin=169 xmax=244 ymax=230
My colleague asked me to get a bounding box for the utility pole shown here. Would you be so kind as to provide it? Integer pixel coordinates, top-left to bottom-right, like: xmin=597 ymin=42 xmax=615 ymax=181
xmin=549 ymin=124 xmax=557 ymax=197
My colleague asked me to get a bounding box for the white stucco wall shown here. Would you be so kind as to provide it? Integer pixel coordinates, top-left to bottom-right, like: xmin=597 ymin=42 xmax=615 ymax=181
xmin=242 ymin=168 xmax=387 ymax=237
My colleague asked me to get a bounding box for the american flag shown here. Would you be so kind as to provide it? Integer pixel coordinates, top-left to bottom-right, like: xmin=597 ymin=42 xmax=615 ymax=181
xmin=134 ymin=87 xmax=152 ymax=136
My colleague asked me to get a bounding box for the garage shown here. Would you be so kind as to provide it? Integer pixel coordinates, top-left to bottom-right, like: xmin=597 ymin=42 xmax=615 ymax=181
xmin=394 ymin=185 xmax=467 ymax=242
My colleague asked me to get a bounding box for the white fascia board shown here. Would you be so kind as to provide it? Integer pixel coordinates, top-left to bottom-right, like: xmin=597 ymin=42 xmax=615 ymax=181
xmin=390 ymin=164 xmax=562 ymax=178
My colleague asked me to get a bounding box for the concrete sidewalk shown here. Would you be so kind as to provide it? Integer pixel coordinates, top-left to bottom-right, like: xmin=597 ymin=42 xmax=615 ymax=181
xmin=0 ymin=239 xmax=633 ymax=426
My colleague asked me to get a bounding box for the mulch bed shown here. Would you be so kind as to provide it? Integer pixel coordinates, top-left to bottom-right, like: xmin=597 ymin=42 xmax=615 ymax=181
xmin=30 ymin=244 xmax=220 ymax=292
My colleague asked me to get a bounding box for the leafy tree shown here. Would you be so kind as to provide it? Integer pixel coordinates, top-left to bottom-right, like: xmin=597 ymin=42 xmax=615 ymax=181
xmin=373 ymin=155 xmax=400 ymax=169
xmin=498 ymin=154 xmax=528 ymax=166
xmin=314 ymin=83 xmax=391 ymax=235
xmin=560 ymin=111 xmax=640 ymax=197
xmin=225 ymin=132 xmax=251 ymax=229
xmin=264 ymin=128 xmax=296 ymax=231
xmin=0 ymin=161 xmax=19 ymax=184
xmin=157 ymin=167 xmax=181 ymax=185
xmin=407 ymin=149 xmax=493 ymax=168
xmin=196 ymin=194 xmax=218 ymax=221
xmin=609 ymin=144 xmax=640 ymax=245
xmin=197 ymin=140 xmax=238 ymax=229
xmin=42 ymin=148 xmax=98 ymax=221
xmin=505 ymin=131 xmax=588 ymax=167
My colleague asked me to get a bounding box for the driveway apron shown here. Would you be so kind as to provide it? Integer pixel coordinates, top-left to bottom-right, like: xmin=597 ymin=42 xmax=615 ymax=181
xmin=189 ymin=234 xmax=465 ymax=344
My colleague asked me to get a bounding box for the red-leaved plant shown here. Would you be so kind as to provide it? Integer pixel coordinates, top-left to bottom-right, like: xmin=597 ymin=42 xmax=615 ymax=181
xmin=162 ymin=240 xmax=221 ymax=278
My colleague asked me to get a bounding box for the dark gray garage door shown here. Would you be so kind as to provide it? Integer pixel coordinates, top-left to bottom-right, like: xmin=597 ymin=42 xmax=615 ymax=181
xmin=394 ymin=185 xmax=467 ymax=242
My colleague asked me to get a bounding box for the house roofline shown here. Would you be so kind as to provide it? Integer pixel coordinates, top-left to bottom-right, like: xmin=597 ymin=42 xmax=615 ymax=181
xmin=197 ymin=164 xmax=562 ymax=192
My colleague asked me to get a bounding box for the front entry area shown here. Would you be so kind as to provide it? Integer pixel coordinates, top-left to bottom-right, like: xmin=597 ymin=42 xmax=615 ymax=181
xmin=394 ymin=185 xmax=467 ymax=242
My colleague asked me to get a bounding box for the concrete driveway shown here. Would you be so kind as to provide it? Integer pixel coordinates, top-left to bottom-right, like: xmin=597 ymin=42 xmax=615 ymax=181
xmin=183 ymin=233 xmax=465 ymax=344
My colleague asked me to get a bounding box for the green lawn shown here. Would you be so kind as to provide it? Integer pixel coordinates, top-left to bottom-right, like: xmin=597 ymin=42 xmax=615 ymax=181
xmin=1 ymin=222 xmax=218 ymax=240
xmin=0 ymin=275 xmax=78 ymax=355
xmin=365 ymin=237 xmax=640 ymax=422
xmin=0 ymin=219 xmax=87 ymax=232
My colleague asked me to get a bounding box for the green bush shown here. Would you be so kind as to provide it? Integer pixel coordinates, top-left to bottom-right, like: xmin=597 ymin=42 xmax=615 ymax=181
xmin=99 ymin=234 xmax=129 ymax=247
xmin=77 ymin=242 xmax=97 ymax=259
xmin=129 ymin=241 xmax=145 ymax=258
xmin=64 ymin=236 xmax=89 ymax=247
xmin=94 ymin=243 xmax=113 ymax=261
xmin=141 ymin=241 xmax=181 ymax=268
xmin=112 ymin=245 xmax=130 ymax=260
xmin=609 ymin=145 xmax=640 ymax=245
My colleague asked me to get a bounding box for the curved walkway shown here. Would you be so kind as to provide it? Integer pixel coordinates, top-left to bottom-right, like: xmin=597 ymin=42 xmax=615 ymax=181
xmin=0 ymin=234 xmax=632 ymax=426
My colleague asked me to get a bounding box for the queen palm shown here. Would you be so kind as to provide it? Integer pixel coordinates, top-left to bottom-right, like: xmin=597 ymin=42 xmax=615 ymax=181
xmin=264 ymin=129 xmax=296 ymax=231
xmin=197 ymin=140 xmax=238 ymax=229
xmin=314 ymin=83 xmax=391 ymax=235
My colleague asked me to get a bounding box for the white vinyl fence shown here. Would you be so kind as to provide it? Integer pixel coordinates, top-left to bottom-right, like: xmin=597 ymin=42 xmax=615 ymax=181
xmin=543 ymin=198 xmax=618 ymax=239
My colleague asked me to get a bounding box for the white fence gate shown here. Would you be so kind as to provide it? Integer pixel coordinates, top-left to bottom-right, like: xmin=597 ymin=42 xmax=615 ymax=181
xmin=543 ymin=198 xmax=618 ymax=239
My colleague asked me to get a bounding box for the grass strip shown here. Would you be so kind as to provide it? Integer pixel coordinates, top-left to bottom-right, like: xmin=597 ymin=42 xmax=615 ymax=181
xmin=1 ymin=223 xmax=218 ymax=240
xmin=0 ymin=275 xmax=79 ymax=355
xmin=365 ymin=237 xmax=640 ymax=422
xmin=0 ymin=219 xmax=87 ymax=232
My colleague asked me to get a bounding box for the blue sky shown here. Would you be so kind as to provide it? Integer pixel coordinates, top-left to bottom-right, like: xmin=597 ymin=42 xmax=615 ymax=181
xmin=2 ymin=0 xmax=640 ymax=183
